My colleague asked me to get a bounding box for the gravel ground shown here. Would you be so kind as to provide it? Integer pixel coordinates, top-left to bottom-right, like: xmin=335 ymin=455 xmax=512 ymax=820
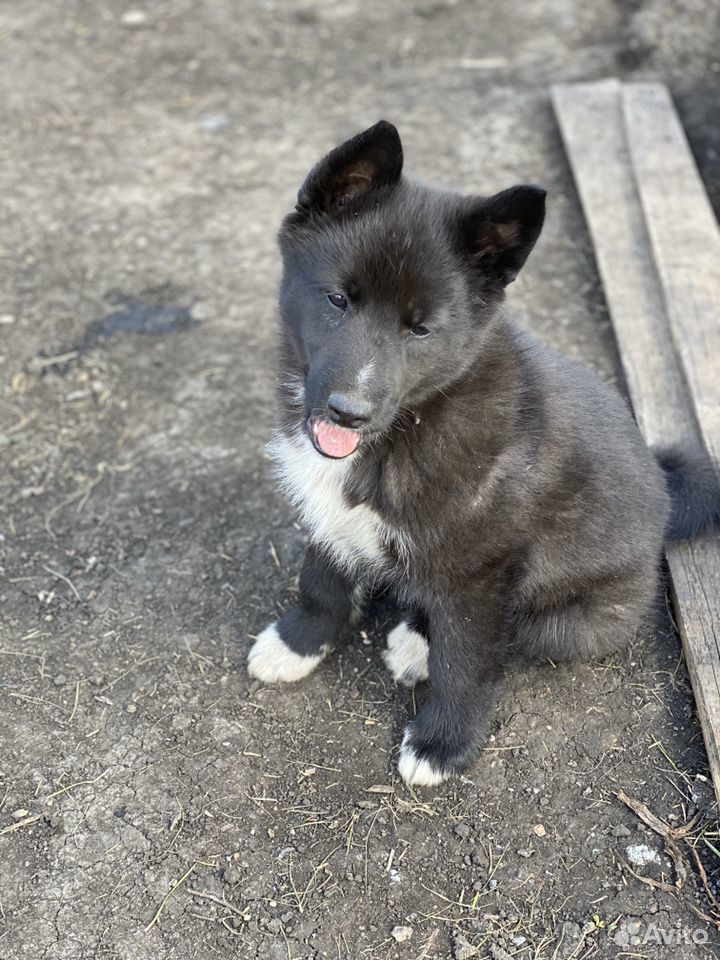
xmin=1 ymin=1 xmax=719 ymax=958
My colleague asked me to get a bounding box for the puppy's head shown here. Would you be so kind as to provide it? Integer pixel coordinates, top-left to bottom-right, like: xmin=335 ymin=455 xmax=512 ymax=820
xmin=277 ymin=121 xmax=545 ymax=459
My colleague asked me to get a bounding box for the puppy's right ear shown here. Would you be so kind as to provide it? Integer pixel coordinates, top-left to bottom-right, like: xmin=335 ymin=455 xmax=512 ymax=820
xmin=295 ymin=121 xmax=403 ymax=218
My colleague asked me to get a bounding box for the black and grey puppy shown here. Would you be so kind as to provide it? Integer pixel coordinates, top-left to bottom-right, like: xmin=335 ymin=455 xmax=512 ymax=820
xmin=248 ymin=121 xmax=719 ymax=786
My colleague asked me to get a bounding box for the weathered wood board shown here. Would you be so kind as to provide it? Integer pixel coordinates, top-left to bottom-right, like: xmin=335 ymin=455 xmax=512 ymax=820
xmin=552 ymin=80 xmax=720 ymax=805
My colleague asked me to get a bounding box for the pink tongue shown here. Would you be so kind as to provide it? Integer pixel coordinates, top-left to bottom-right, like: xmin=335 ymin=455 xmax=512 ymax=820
xmin=313 ymin=419 xmax=361 ymax=458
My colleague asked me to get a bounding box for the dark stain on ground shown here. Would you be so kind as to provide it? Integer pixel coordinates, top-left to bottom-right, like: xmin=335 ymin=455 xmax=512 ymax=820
xmin=34 ymin=293 xmax=197 ymax=372
xmin=73 ymin=294 xmax=196 ymax=354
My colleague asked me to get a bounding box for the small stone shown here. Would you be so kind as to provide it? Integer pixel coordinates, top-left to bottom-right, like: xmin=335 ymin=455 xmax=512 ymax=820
xmin=532 ymin=824 xmax=546 ymax=837
xmin=198 ymin=114 xmax=228 ymax=132
xmin=190 ymin=301 xmax=213 ymax=320
xmin=391 ymin=925 xmax=413 ymax=943
xmin=452 ymin=931 xmax=477 ymax=959
xmin=0 ymin=314 xmax=15 ymax=325
xmin=611 ymin=824 xmax=631 ymax=838
xmin=126 ymin=703 xmax=137 ymax=714
xmin=691 ymin=774 xmax=717 ymax=815
xmin=556 ymin=922 xmax=583 ymax=960
xmin=121 ymin=9 xmax=147 ymax=27
xmin=12 ymin=809 xmax=30 ymax=819
xmin=53 ymin=674 xmax=67 ymax=687
xmin=626 ymin=843 xmax=658 ymax=866
xmin=454 ymin=821 xmax=471 ymax=839
xmin=517 ymin=847 xmax=534 ymax=858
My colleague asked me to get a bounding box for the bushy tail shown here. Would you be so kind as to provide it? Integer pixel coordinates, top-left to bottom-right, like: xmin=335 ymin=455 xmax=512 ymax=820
xmin=657 ymin=448 xmax=720 ymax=542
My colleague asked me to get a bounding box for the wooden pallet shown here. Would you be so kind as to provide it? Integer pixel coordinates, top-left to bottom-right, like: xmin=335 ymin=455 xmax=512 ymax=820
xmin=552 ymin=80 xmax=720 ymax=806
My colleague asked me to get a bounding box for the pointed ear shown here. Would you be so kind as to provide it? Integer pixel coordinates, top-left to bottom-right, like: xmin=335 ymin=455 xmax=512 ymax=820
xmin=459 ymin=185 xmax=546 ymax=285
xmin=296 ymin=121 xmax=403 ymax=217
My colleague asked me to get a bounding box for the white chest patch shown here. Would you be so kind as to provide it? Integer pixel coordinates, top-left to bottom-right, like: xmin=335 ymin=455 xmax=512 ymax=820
xmin=269 ymin=431 xmax=387 ymax=571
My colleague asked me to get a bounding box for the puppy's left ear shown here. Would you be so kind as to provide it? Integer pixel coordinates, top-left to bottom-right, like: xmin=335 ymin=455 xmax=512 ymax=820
xmin=459 ymin=185 xmax=546 ymax=285
xmin=296 ymin=120 xmax=403 ymax=217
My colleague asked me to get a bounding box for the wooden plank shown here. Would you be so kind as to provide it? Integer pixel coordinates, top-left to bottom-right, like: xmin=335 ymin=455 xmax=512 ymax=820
xmin=553 ymin=80 xmax=720 ymax=805
xmin=623 ymin=82 xmax=720 ymax=467
xmin=552 ymin=81 xmax=694 ymax=447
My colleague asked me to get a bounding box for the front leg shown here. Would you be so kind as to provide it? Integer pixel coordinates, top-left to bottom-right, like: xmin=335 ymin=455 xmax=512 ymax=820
xmin=398 ymin=580 xmax=507 ymax=787
xmin=248 ymin=545 xmax=355 ymax=683
xmin=383 ymin=609 xmax=431 ymax=687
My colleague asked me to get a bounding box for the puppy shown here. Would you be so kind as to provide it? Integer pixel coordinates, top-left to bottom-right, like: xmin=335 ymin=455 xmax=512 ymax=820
xmin=248 ymin=121 xmax=719 ymax=786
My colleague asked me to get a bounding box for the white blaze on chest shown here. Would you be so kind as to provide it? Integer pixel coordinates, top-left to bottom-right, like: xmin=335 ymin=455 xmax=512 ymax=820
xmin=269 ymin=432 xmax=386 ymax=570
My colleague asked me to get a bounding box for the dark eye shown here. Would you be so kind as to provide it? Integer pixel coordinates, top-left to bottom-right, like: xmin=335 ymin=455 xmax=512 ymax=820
xmin=409 ymin=324 xmax=431 ymax=339
xmin=327 ymin=292 xmax=348 ymax=311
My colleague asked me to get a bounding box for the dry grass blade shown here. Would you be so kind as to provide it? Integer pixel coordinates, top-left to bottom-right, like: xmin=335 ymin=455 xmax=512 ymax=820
xmin=186 ymin=888 xmax=247 ymax=919
xmin=616 ymin=790 xmax=719 ymax=907
xmin=624 ymin=862 xmax=677 ymax=895
xmin=145 ymin=861 xmax=198 ymax=932
xmin=666 ymin=836 xmax=688 ymax=890
xmin=68 ymin=680 xmax=81 ymax=722
xmin=42 ymin=565 xmax=80 ymax=601
xmin=615 ymin=790 xmax=669 ymax=836
xmin=687 ymin=843 xmax=720 ymax=915
xmin=687 ymin=901 xmax=720 ymax=930
xmin=414 ymin=928 xmax=440 ymax=960
xmin=44 ymin=769 xmax=110 ymax=802
xmin=616 ymin=790 xmax=693 ymax=889
xmin=0 ymin=814 xmax=41 ymax=835
xmin=670 ymin=812 xmax=703 ymax=839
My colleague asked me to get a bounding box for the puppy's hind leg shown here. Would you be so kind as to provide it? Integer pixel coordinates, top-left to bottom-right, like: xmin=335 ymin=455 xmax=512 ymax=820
xmin=248 ymin=545 xmax=355 ymax=683
xmin=511 ymin=571 xmax=659 ymax=662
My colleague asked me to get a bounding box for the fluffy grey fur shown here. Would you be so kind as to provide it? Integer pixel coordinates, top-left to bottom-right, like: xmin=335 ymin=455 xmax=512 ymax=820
xmin=249 ymin=121 xmax=719 ymax=786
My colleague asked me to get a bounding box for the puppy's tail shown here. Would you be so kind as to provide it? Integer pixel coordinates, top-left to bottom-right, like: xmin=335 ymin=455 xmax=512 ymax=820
xmin=656 ymin=448 xmax=720 ymax=542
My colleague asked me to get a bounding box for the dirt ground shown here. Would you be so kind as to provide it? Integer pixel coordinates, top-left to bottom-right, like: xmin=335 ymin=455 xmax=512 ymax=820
xmin=2 ymin=1 xmax=720 ymax=958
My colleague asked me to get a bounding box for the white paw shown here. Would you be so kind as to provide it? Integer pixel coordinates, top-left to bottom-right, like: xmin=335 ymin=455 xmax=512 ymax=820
xmin=247 ymin=623 xmax=326 ymax=683
xmin=382 ymin=621 xmax=429 ymax=686
xmin=397 ymin=730 xmax=450 ymax=787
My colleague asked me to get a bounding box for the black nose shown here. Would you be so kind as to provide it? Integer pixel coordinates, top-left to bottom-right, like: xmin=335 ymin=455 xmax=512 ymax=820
xmin=326 ymin=393 xmax=371 ymax=429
